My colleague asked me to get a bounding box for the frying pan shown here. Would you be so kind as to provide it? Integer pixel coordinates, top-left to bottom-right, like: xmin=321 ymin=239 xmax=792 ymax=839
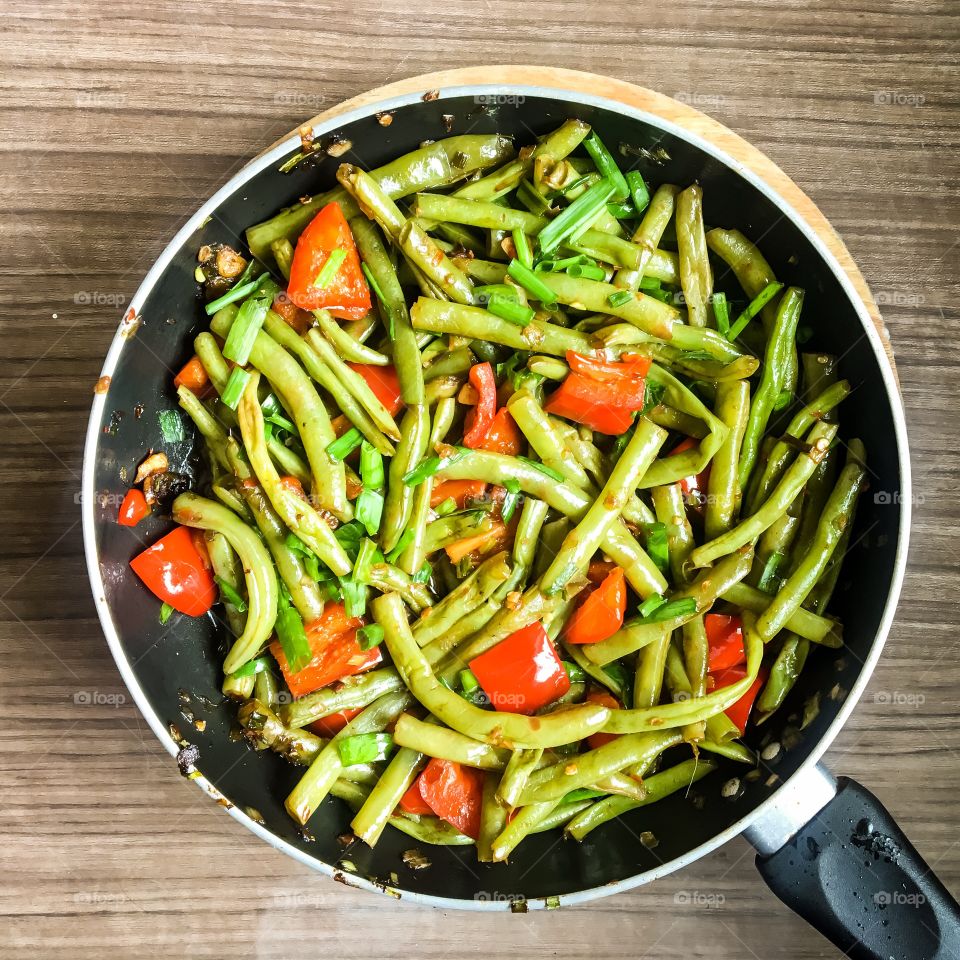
xmin=81 ymin=67 xmax=959 ymax=957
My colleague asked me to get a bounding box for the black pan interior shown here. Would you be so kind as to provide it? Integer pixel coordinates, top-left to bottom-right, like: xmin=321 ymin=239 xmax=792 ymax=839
xmin=89 ymin=91 xmax=904 ymax=903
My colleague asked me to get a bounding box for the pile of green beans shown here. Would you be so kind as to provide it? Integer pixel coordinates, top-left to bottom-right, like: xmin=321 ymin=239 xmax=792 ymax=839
xmin=169 ymin=119 xmax=866 ymax=862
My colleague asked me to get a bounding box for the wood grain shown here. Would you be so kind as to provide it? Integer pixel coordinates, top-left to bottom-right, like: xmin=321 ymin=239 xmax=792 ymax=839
xmin=1 ymin=1 xmax=958 ymax=957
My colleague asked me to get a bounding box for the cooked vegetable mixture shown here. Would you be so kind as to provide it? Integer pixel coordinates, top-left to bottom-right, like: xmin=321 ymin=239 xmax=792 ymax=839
xmin=125 ymin=119 xmax=865 ymax=857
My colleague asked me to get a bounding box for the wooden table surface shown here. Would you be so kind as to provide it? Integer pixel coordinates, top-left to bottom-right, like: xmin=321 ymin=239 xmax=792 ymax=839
xmin=2 ymin=1 xmax=957 ymax=956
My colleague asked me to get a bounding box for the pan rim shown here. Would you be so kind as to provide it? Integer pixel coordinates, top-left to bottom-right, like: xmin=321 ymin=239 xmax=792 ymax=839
xmin=81 ymin=80 xmax=912 ymax=911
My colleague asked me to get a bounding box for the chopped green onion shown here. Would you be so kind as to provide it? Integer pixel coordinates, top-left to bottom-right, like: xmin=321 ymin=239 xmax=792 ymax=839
xmin=711 ymin=292 xmax=730 ymax=335
xmin=158 ymin=409 xmax=184 ymax=444
xmin=640 ymin=379 xmax=666 ymax=416
xmin=773 ymin=390 xmax=793 ymax=412
xmin=757 ymin=551 xmax=786 ymax=594
xmin=414 ymin=561 xmax=432 ymax=584
xmin=222 ymin=295 xmax=270 ymax=367
xmin=326 ymin=427 xmax=363 ymax=461
xmin=159 ymin=602 xmax=174 ymax=624
xmin=534 ymin=254 xmax=595 ymax=273
xmin=360 ymin=441 xmax=385 ymax=486
xmin=643 ymin=521 xmax=670 ymax=577
xmin=606 ymin=201 xmax=635 ymax=219
xmin=608 ymin=290 xmax=633 ymax=308
xmin=566 ymin=262 xmax=607 ymax=281
xmin=357 ymin=623 xmax=385 ymax=651
xmin=504 ymin=479 xmax=521 ymax=495
xmin=638 ymin=593 xmax=666 ymax=618
xmin=403 ymin=447 xmax=470 ymax=486
xmin=385 ymin=528 xmax=414 ymax=564
xmin=639 ymin=275 xmax=662 ymax=291
xmin=634 ymin=597 xmax=697 ymax=625
xmin=644 ymin=285 xmax=674 ymax=304
xmin=221 ymin=367 xmax=252 ymax=409
xmin=356 ymin=488 xmax=384 ymax=536
xmin=353 ymin=538 xmax=380 ymax=584
xmin=625 ymin=171 xmax=651 ymax=215
xmin=512 ymin=228 xmax=533 ymax=269
xmin=355 ymin=440 xmax=386 ymax=535
xmin=340 ymin=576 xmax=367 ymax=618
xmin=516 ymin=178 xmax=552 ymax=215
xmin=603 ymin=663 xmax=631 ymax=700
xmin=229 ymin=657 xmax=270 ymax=679
xmin=516 ymin=455 xmax=564 ymax=482
xmin=726 ymin=281 xmax=784 ymax=341
xmin=275 ymin=590 xmax=312 ymax=672
xmin=435 ymin=497 xmax=458 ymax=516
xmin=501 ymin=489 xmax=521 ymax=522
xmin=336 ymin=732 xmax=394 ymax=765
xmin=563 ymin=787 xmax=607 ymax=803
xmin=538 ymin=179 xmax=617 ymax=254
xmin=459 ymin=668 xmax=480 ymax=694
xmin=313 ymin=248 xmax=347 ymax=289
xmin=562 ymin=660 xmax=586 ymax=682
xmin=583 ymin=132 xmax=629 ymax=201
xmin=506 ymin=259 xmax=558 ymax=308
xmin=216 ymin=576 xmax=247 ymax=613
xmin=487 ymin=294 xmax=535 ymax=327
xmin=203 ymin=274 xmax=266 ymax=316
xmin=334 ymin=520 xmax=365 ymax=562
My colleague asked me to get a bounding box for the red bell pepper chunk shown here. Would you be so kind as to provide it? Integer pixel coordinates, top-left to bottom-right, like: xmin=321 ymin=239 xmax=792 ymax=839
xmin=468 ymin=621 xmax=570 ymax=715
xmin=173 ymin=355 xmax=210 ymax=395
xmin=347 ymin=363 xmax=403 ymax=416
xmin=705 ymin=613 xmax=746 ymax=672
xmin=564 ymin=567 xmax=627 ymax=644
xmin=398 ymin=777 xmax=435 ymax=815
xmin=130 ymin=525 xmax=217 ymax=616
xmin=566 ymin=350 xmax=651 ymax=382
xmin=586 ymin=689 xmax=621 ymax=750
xmin=308 ymin=707 xmax=363 ymax=738
xmin=118 ymin=488 xmax=150 ymax=527
xmin=430 ymin=479 xmax=488 ymax=509
xmin=462 ymin=362 xmax=498 ymax=448
xmin=270 ymin=603 xmax=381 ymax=699
xmin=287 ymin=201 xmax=371 ymax=321
xmin=415 ymin=758 xmax=484 ymax=839
xmin=479 ymin=407 xmax=524 ymax=456
xmin=543 ymin=373 xmax=642 ymax=436
xmin=711 ymin=663 xmax=770 ymax=734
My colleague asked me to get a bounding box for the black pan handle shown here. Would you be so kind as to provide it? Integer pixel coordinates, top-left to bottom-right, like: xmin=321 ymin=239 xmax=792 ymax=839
xmin=751 ymin=772 xmax=960 ymax=959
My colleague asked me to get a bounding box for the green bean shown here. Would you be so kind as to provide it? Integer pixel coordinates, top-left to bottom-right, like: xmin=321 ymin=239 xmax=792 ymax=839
xmin=194 ymin=331 xmax=232 ymax=394
xmin=747 ymin=379 xmax=850 ymax=513
xmin=705 ymin=227 xmax=780 ymax=336
xmin=675 ymin=185 xmax=712 ymax=327
xmin=435 ymin=448 xmax=667 ymax=598
xmin=720 ymin=581 xmax=841 ymax=646
xmin=615 ymin=184 xmax=679 ymax=290
xmin=411 ymin=297 xmax=592 ymax=357
xmin=682 ymin=616 xmax=710 ymax=705
xmin=281 ymin=667 xmax=405 ymax=729
xmin=755 ymin=634 xmax=810 ymax=721
xmin=398 ymin=220 xmax=475 ymax=305
xmin=529 ymin=798 xmax=596 ymax=834
xmin=540 ymin=420 xmax=667 ymax=593
xmin=506 ymin=497 xmax=550 ymax=592
xmin=756 ymin=456 xmax=866 ymax=641
xmin=423 ymin=347 xmax=475 ymax=381
xmin=497 ymin=747 xmax=544 ymax=807
xmin=270 ymin=238 xmax=294 ymax=279
xmin=209 ymin=310 xmax=351 ymax=520
xmin=236 ymin=375 xmax=352 ymax=575
xmin=478 ymin=772 xmax=509 ymax=862
xmin=310 ymin=309 xmax=390 ymax=366
xmin=265 ymin=435 xmax=312 ymax=486
xmin=285 ymin=687 xmax=413 ymax=824
xmin=368 ymin=562 xmax=433 ymax=613
xmin=652 ymin=483 xmax=695 ymax=583
xmin=351 ymin=745 xmax=425 ymax=846
xmin=172 ymin=493 xmax=278 ymax=674
xmin=262 ymin=310 xmax=396 ymax=455
xmin=737 ymin=287 xmax=805 ymax=490
xmin=424 ymin=512 xmax=494 ymax=554
xmin=381 ymin=404 xmax=430 ymax=553
xmin=374 ymin=592 xmax=610 ymax=749
xmin=390 ymin=812 xmax=475 ymax=846
xmin=705 ymin=381 xmax=751 ymax=539
xmin=206 ymin=530 xmax=247 ymax=640
xmin=750 ymin=508 xmax=800 ymax=588
xmin=663 ymin=640 xmax=705 ymax=742
xmin=420 ymin=596 xmax=500 ymax=666
xmin=491 ymin=799 xmax=562 ymax=860
xmin=690 ymin=421 xmax=837 ymax=568
xmin=520 ymin=731 xmax=680 ymax=805
xmin=392 ymin=713 xmax=510 ymax=770
xmin=350 ymin=217 xmax=424 ymax=404
xmin=176 ymin=386 xmax=231 ymax=471
xmin=566 ymin=757 xmax=717 ymax=840
xmin=412 ymin=551 xmax=512 ymax=647
xmin=507 ymin=390 xmax=593 ymax=488
xmin=254 ymin=666 xmax=280 ymax=711
xmin=238 ymin=699 xmax=326 ymax=765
